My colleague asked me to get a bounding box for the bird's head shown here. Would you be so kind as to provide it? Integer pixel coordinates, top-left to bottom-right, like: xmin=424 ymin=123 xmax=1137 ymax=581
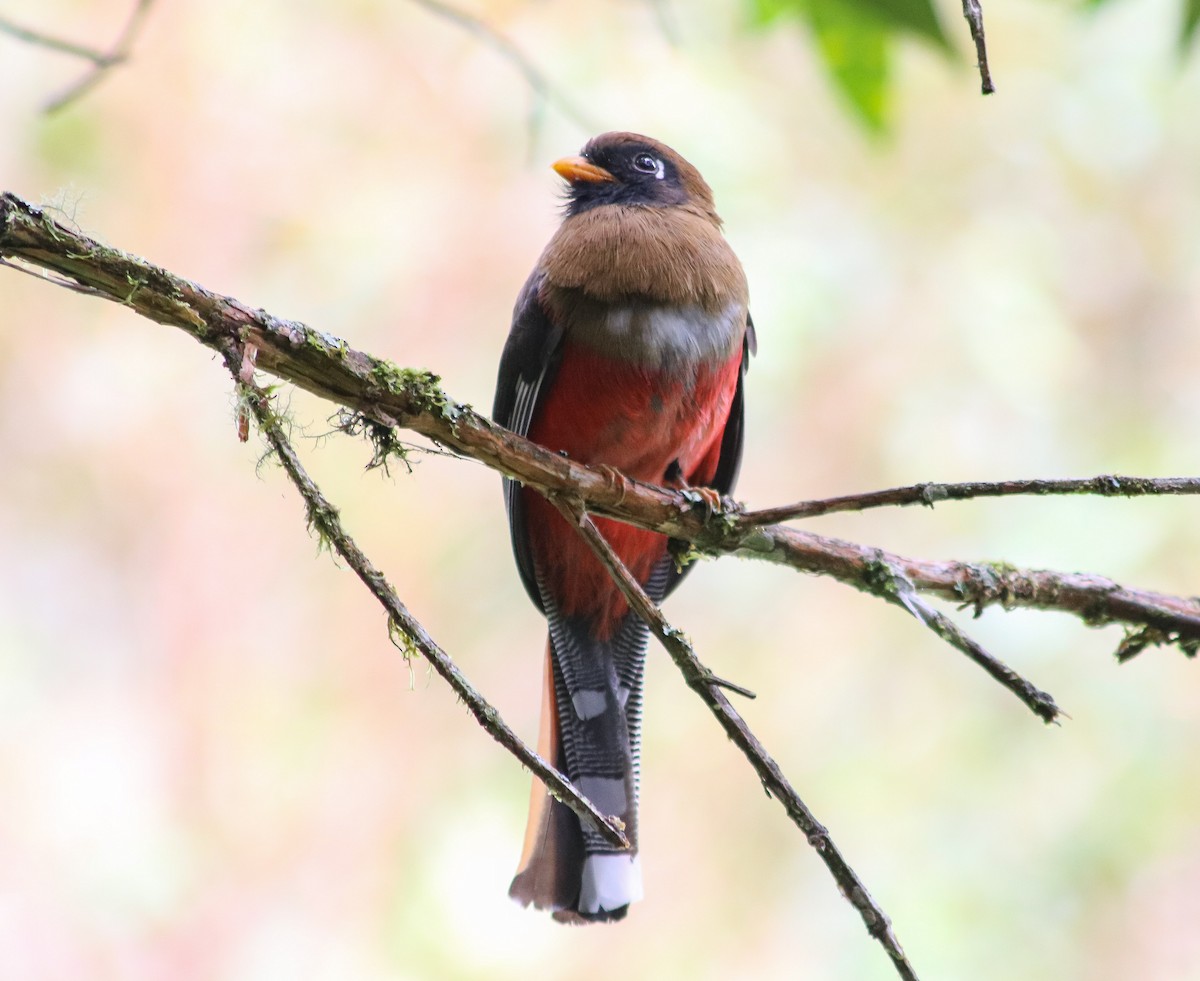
xmin=553 ymin=132 xmax=718 ymax=222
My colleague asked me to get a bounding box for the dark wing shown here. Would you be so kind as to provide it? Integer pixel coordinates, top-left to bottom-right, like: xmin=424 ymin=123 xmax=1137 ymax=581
xmin=708 ymin=311 xmax=755 ymax=499
xmin=658 ymin=312 xmax=755 ymax=602
xmin=493 ymin=270 xmax=564 ymax=613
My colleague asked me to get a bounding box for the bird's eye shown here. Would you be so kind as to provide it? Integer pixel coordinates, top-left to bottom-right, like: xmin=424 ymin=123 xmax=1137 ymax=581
xmin=632 ymin=152 xmax=663 ymax=178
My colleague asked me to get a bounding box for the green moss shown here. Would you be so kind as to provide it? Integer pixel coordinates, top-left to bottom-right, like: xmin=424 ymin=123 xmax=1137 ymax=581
xmin=1113 ymin=625 xmax=1199 ymax=662
xmin=123 ymin=272 xmax=146 ymax=304
xmin=337 ymin=410 xmax=413 ymax=476
xmin=1115 ymin=626 xmax=1166 ymax=662
xmin=668 ymin=538 xmax=705 ymax=572
xmin=304 ymin=497 xmax=339 ymax=556
xmin=369 ymin=358 xmax=462 ymax=424
xmin=388 ymin=616 xmax=422 ymax=663
xmin=303 ymin=328 xmax=349 ymax=359
xmin=860 ymin=556 xmax=902 ymax=597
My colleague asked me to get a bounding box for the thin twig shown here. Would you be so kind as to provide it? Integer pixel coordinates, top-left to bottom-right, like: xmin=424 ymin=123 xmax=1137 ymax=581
xmin=407 ymin=0 xmax=594 ymax=133
xmin=743 ymin=475 xmax=1200 ymax=526
xmin=549 ymin=497 xmax=917 ymax=981
xmin=868 ymin=556 xmax=1060 ymax=723
xmin=960 ymin=0 xmax=995 ymax=94
xmin=44 ymin=0 xmax=155 ymax=114
xmin=224 ymin=349 xmax=628 ymax=851
xmin=0 ymin=15 xmax=116 ymax=64
xmin=0 ymin=255 xmax=110 ymax=298
xmin=705 ymin=672 xmax=757 ymax=700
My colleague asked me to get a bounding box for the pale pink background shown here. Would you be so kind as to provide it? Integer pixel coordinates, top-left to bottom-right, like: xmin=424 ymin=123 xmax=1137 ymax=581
xmin=2 ymin=1 xmax=1200 ymax=978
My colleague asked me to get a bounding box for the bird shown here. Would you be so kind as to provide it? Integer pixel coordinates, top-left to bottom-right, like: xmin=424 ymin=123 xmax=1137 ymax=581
xmin=493 ymin=132 xmax=754 ymax=923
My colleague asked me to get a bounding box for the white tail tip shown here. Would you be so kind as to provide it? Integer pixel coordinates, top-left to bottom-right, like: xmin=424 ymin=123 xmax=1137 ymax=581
xmin=579 ymin=854 xmax=643 ymax=915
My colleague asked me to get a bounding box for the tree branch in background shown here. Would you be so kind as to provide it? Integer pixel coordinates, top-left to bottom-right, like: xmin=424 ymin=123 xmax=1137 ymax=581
xmin=406 ymin=0 xmax=595 ymax=139
xmin=0 ymin=1 xmax=156 ymax=114
xmin=552 ymin=497 xmax=917 ymax=980
xmin=222 ymin=340 xmax=629 ymax=851
xmin=0 ymin=14 xmax=116 ymax=64
xmin=960 ymin=0 xmax=994 ymax=94
xmin=45 ymin=0 xmax=155 ymax=114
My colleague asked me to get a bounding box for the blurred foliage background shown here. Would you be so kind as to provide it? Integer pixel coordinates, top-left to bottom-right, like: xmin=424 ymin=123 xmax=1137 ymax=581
xmin=2 ymin=0 xmax=1200 ymax=978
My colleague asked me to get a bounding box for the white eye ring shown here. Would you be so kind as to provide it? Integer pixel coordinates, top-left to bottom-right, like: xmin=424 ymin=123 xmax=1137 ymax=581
xmin=633 ymin=152 xmax=665 ymax=180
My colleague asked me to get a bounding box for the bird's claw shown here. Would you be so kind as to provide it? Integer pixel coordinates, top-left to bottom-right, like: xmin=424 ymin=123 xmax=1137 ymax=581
xmin=680 ymin=485 xmax=723 ymax=516
xmin=597 ymin=464 xmax=631 ymax=506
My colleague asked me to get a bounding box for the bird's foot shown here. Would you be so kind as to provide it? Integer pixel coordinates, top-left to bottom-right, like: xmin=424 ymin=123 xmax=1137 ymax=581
xmin=679 ymin=485 xmax=723 ymax=516
xmin=597 ymin=464 xmax=631 ymax=506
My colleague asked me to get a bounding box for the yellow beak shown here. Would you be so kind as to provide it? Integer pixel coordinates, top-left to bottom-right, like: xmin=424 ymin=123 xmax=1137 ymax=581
xmin=552 ymin=156 xmax=616 ymax=183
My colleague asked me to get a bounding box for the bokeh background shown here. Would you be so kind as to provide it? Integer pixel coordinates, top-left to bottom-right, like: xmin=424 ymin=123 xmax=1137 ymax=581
xmin=3 ymin=0 xmax=1200 ymax=978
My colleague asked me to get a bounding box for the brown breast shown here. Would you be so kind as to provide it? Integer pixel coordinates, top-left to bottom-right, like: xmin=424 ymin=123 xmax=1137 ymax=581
xmin=539 ymin=203 xmax=748 ymax=310
xmin=537 ymin=203 xmax=749 ymax=371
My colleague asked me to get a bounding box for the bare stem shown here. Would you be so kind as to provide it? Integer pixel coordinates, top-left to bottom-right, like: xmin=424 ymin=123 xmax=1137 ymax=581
xmin=406 ymin=0 xmax=595 ymax=133
xmin=41 ymin=0 xmax=155 ymax=114
xmin=0 ymin=14 xmax=117 ymax=64
xmin=960 ymin=0 xmax=995 ymax=94
xmin=744 ymin=475 xmax=1200 ymax=525
xmin=865 ymin=556 xmax=1060 ymax=722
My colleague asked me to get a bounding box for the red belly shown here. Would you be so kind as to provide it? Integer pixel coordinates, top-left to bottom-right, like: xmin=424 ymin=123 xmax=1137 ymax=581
xmin=524 ymin=341 xmax=742 ymax=635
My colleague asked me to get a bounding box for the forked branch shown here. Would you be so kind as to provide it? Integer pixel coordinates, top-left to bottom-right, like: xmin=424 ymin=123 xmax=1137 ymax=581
xmin=5 ymin=190 xmax=1200 ymax=980
xmin=0 ymin=1 xmax=155 ymax=113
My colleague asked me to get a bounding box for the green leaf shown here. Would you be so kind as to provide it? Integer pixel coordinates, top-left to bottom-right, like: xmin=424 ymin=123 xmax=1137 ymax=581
xmin=1184 ymin=0 xmax=1200 ymax=49
xmin=744 ymin=0 xmax=957 ymax=130
xmin=747 ymin=0 xmax=798 ymax=24
xmin=806 ymin=3 xmax=892 ymax=132
xmin=746 ymin=0 xmax=948 ymax=48
xmin=856 ymin=0 xmax=950 ymax=48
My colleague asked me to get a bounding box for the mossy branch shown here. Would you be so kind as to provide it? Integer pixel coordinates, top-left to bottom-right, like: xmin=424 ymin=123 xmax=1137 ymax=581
xmin=3 ymin=189 xmax=1199 ymax=680
xmin=6 ymin=189 xmax=1200 ymax=978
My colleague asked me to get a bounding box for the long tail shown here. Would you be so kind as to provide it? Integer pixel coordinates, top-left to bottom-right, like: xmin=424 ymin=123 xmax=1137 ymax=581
xmin=509 ymin=613 xmax=648 ymax=922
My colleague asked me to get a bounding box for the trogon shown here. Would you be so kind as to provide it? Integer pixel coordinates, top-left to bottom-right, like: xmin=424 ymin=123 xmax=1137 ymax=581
xmin=493 ymin=131 xmax=754 ymax=922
